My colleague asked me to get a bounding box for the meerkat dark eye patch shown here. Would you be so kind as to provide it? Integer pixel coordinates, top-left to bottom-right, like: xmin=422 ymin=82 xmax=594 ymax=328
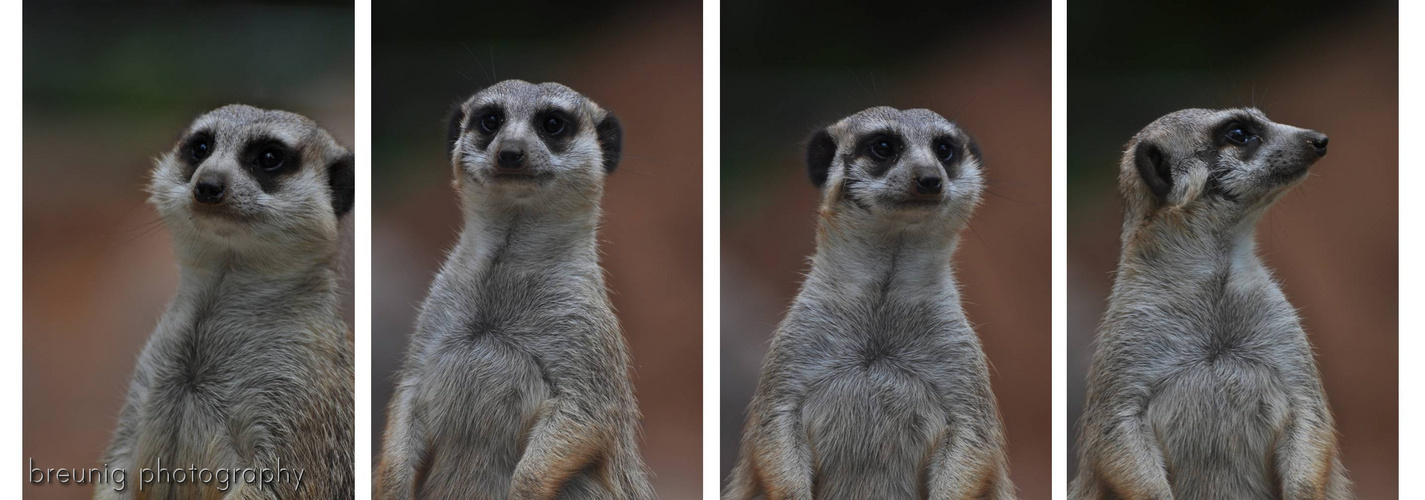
xmin=462 ymin=105 xmax=503 ymax=152
xmin=806 ymin=128 xmax=836 ymax=188
xmin=854 ymin=132 xmax=902 ymax=177
xmin=180 ymin=130 xmax=215 ymax=181
xmin=533 ymin=108 xmax=579 ymax=155
xmin=940 ymin=134 xmax=979 ymax=179
xmin=1224 ymin=127 xmax=1249 ymax=144
xmin=256 ymin=146 xmax=287 ymax=171
xmin=596 ymin=112 xmax=622 ymax=174
xmin=932 ymin=137 xmax=960 ymax=163
xmin=1134 ymin=140 xmax=1172 ymax=200
xmin=241 ymin=138 xmax=300 ymax=193
xmin=476 ymin=107 xmax=505 ymax=134
xmin=860 ymin=133 xmax=901 ymax=162
xmin=327 ymin=153 xmax=354 ymax=217
xmin=1214 ymin=119 xmax=1266 ymax=166
xmin=1218 ymin=120 xmax=1262 ymax=147
xmin=536 ymin=110 xmax=575 ymax=137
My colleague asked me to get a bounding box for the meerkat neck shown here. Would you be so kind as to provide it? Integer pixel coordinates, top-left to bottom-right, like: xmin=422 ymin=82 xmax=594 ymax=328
xmin=171 ymin=249 xmax=344 ymax=326
xmin=1118 ymin=212 xmax=1264 ymax=285
xmin=453 ymin=202 xmax=603 ymax=274
xmin=807 ymin=221 xmax=961 ymax=295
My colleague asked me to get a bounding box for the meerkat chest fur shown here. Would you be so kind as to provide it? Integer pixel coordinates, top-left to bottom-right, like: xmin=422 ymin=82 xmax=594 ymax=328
xmin=131 ymin=266 xmax=346 ymax=468
xmin=1110 ymin=230 xmax=1308 ymax=484
xmin=789 ymin=230 xmax=984 ymax=477
xmin=409 ymin=210 xmax=612 ymax=458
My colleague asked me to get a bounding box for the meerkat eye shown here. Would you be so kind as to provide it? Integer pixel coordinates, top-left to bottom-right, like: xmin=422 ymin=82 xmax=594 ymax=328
xmin=935 ymin=140 xmax=955 ymax=162
xmin=479 ymin=112 xmax=504 ymax=134
xmin=541 ymin=115 xmax=567 ymax=136
xmin=1224 ymin=125 xmax=1256 ymax=146
xmin=188 ymin=135 xmax=212 ymax=162
xmin=869 ymin=139 xmax=896 ymax=160
xmin=256 ymin=147 xmax=286 ymax=171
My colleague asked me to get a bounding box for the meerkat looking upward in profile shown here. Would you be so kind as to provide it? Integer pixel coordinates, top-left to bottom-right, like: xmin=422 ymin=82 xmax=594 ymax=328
xmin=1071 ymin=108 xmax=1348 ymax=499
xmin=724 ymin=107 xmax=1014 ymax=500
xmin=96 ymin=105 xmax=355 ymax=499
xmin=375 ymin=80 xmax=653 ymax=500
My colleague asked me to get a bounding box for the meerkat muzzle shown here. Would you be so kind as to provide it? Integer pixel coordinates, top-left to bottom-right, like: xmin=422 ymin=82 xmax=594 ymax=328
xmin=193 ymin=173 xmax=227 ymax=205
xmin=1307 ymin=132 xmax=1329 ymax=157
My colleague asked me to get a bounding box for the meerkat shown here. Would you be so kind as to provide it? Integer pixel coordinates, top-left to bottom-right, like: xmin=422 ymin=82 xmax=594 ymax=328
xmin=95 ymin=105 xmax=355 ymax=499
xmin=724 ymin=107 xmax=1014 ymax=500
xmin=1070 ymin=108 xmax=1348 ymax=499
xmin=374 ymin=80 xmax=653 ymax=500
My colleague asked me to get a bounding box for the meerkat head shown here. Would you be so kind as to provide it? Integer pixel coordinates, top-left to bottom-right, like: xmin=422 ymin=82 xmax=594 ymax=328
xmin=445 ymin=80 xmax=621 ymax=208
xmin=1120 ymin=108 xmax=1328 ymax=226
xmin=149 ymin=104 xmax=354 ymax=261
xmin=806 ymin=107 xmax=984 ymax=231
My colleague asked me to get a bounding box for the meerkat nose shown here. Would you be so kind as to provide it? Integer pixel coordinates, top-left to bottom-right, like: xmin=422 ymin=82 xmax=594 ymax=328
xmin=193 ymin=174 xmax=227 ymax=205
xmin=1308 ymin=133 xmax=1329 ymax=157
xmin=915 ymin=175 xmax=944 ymax=195
xmin=497 ymin=148 xmax=526 ymax=168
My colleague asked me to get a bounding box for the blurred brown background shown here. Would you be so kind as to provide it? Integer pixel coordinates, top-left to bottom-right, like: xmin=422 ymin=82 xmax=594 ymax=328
xmin=369 ymin=1 xmax=702 ymax=497
xmin=719 ymin=1 xmax=1050 ymax=497
xmin=1066 ymin=1 xmax=1397 ymax=497
xmin=22 ymin=1 xmax=354 ymax=498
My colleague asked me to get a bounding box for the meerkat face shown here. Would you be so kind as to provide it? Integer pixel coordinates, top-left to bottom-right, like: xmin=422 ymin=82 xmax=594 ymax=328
xmin=149 ymin=104 xmax=354 ymax=255
xmin=1123 ymin=108 xmax=1328 ymax=213
xmin=446 ymin=80 xmax=621 ymax=202
xmin=806 ymin=107 xmax=984 ymax=226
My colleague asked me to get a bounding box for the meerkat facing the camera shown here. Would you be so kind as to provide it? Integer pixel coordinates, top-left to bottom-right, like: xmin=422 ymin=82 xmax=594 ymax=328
xmin=375 ymin=80 xmax=652 ymax=500
xmin=96 ymin=105 xmax=354 ymax=499
xmin=1071 ymin=108 xmax=1349 ymax=499
xmin=724 ymin=107 xmax=1013 ymax=500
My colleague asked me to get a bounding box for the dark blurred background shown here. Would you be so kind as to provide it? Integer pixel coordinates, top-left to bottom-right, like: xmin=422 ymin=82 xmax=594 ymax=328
xmin=23 ymin=1 xmax=353 ymax=499
xmin=720 ymin=1 xmax=1051 ymax=497
xmin=370 ymin=1 xmax=702 ymax=497
xmin=1067 ymin=1 xmax=1397 ymax=497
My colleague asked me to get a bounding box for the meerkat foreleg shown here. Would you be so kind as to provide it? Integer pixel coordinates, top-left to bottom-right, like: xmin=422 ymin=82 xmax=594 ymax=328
xmin=374 ymin=384 xmax=427 ymax=500
xmin=924 ymin=423 xmax=1011 ymax=500
xmin=1087 ymin=411 xmax=1174 ymax=500
xmin=95 ymin=379 xmax=145 ymax=500
xmin=1274 ymin=409 xmax=1347 ymax=500
xmin=742 ymin=405 xmax=815 ymax=500
xmin=507 ymin=398 xmax=615 ymax=500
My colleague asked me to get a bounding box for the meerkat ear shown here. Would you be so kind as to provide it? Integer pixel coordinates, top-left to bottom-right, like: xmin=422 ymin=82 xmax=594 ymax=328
xmin=445 ymin=104 xmax=466 ymax=157
xmin=806 ymin=128 xmax=836 ymax=188
xmin=596 ymin=112 xmax=622 ymax=174
xmin=328 ymin=153 xmax=355 ymax=217
xmin=1134 ymin=141 xmax=1172 ymax=200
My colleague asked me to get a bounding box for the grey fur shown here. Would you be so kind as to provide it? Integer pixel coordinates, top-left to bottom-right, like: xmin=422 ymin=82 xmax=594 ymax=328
xmin=1071 ymin=108 xmax=1349 ymax=499
xmin=725 ymin=107 xmax=1014 ymax=500
xmin=375 ymin=80 xmax=652 ymax=500
xmin=96 ymin=104 xmax=355 ymax=499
